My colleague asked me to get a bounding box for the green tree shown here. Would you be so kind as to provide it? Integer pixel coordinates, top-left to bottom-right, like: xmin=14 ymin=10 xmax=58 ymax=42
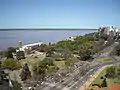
xmin=106 ymin=66 xmax=116 ymax=78
xmin=32 ymin=61 xmax=47 ymax=80
xmin=6 ymin=50 xmax=13 ymax=58
xmin=5 ymin=47 xmax=16 ymax=58
xmin=20 ymin=63 xmax=31 ymax=81
xmin=1 ymin=58 xmax=21 ymax=70
xmin=7 ymin=47 xmax=16 ymax=53
xmin=114 ymin=44 xmax=120 ymax=56
xmin=101 ymin=78 xmax=107 ymax=87
xmin=116 ymin=66 xmax=120 ymax=78
xmin=12 ymin=81 xmax=22 ymax=90
xmin=32 ymin=58 xmax=56 ymax=79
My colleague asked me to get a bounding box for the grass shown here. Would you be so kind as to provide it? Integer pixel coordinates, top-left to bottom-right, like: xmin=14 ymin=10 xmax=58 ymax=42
xmin=87 ymin=66 xmax=120 ymax=90
xmin=19 ymin=53 xmax=46 ymax=66
xmin=54 ymin=60 xmax=65 ymax=69
xmin=19 ymin=53 xmax=46 ymax=73
xmin=92 ymin=68 xmax=106 ymax=84
xmin=96 ymin=58 xmax=113 ymax=62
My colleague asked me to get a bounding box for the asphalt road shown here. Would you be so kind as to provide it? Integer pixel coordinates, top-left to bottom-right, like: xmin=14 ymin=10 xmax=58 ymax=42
xmin=70 ymin=60 xmax=120 ymax=90
xmin=38 ymin=60 xmax=120 ymax=90
xmin=37 ymin=43 xmax=119 ymax=90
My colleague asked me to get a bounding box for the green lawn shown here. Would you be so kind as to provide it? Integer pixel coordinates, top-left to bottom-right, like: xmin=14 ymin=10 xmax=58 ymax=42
xmin=19 ymin=54 xmax=46 ymax=66
xmin=96 ymin=58 xmax=113 ymax=63
xmin=19 ymin=53 xmax=46 ymax=74
xmin=54 ymin=60 xmax=65 ymax=69
xmin=87 ymin=66 xmax=120 ymax=90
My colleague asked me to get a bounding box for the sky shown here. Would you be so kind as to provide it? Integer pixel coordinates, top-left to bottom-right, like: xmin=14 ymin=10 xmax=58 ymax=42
xmin=0 ymin=0 xmax=120 ymax=29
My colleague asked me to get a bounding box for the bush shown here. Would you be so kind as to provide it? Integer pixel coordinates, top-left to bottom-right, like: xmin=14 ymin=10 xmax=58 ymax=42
xmin=32 ymin=58 xmax=56 ymax=79
xmin=12 ymin=81 xmax=22 ymax=90
xmin=20 ymin=63 xmax=31 ymax=81
xmin=101 ymin=76 xmax=104 ymax=79
xmin=101 ymin=78 xmax=107 ymax=87
xmin=1 ymin=58 xmax=21 ymax=70
xmin=106 ymin=66 xmax=116 ymax=78
xmin=5 ymin=47 xmax=16 ymax=59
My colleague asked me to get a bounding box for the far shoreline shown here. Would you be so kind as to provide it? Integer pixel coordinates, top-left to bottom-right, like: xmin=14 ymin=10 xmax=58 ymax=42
xmin=0 ymin=28 xmax=97 ymax=31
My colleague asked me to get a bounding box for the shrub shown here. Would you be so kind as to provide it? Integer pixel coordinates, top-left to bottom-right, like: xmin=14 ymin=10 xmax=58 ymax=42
xmin=12 ymin=81 xmax=22 ymax=90
xmin=19 ymin=63 xmax=31 ymax=81
xmin=5 ymin=47 xmax=16 ymax=59
xmin=101 ymin=76 xmax=104 ymax=79
xmin=1 ymin=58 xmax=21 ymax=70
xmin=101 ymin=78 xmax=107 ymax=87
xmin=106 ymin=66 xmax=116 ymax=78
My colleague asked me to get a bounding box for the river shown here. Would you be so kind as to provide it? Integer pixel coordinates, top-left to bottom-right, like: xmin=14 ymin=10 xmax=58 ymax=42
xmin=0 ymin=30 xmax=97 ymax=50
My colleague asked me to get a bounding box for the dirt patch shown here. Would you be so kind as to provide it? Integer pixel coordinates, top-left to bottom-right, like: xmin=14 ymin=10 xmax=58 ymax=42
xmin=108 ymin=84 xmax=120 ymax=90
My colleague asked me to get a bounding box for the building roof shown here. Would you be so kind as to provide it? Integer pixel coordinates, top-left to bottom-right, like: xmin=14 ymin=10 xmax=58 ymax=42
xmin=17 ymin=42 xmax=43 ymax=51
xmin=23 ymin=42 xmax=43 ymax=48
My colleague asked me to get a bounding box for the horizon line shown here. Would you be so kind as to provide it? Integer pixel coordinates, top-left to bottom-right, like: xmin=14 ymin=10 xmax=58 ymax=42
xmin=0 ymin=28 xmax=98 ymax=31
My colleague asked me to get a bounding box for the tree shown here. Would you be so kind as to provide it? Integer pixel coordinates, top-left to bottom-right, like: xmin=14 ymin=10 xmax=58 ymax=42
xmin=6 ymin=50 xmax=13 ymax=59
xmin=32 ymin=58 xmax=57 ymax=80
xmin=5 ymin=47 xmax=16 ymax=59
xmin=20 ymin=63 xmax=31 ymax=81
xmin=12 ymin=81 xmax=22 ymax=90
xmin=106 ymin=66 xmax=116 ymax=78
xmin=7 ymin=47 xmax=16 ymax=53
xmin=32 ymin=61 xmax=47 ymax=80
xmin=1 ymin=58 xmax=21 ymax=70
xmin=101 ymin=78 xmax=107 ymax=87
xmin=112 ymin=43 xmax=120 ymax=56
xmin=116 ymin=66 xmax=120 ymax=78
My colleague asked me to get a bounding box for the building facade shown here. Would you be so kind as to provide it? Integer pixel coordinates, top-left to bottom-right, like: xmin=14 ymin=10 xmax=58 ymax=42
xmin=99 ymin=26 xmax=120 ymax=39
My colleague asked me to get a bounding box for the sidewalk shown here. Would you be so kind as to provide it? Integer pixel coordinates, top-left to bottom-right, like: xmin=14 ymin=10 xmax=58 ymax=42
xmin=78 ymin=65 xmax=113 ymax=90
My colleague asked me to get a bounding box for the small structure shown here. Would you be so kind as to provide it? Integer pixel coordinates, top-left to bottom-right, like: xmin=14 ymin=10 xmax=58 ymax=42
xmin=22 ymin=42 xmax=43 ymax=51
xmin=65 ymin=36 xmax=76 ymax=41
xmin=15 ymin=41 xmax=43 ymax=60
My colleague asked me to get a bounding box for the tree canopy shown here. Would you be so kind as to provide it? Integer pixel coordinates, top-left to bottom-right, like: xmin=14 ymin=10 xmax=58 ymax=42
xmin=19 ymin=63 xmax=31 ymax=81
xmin=1 ymin=58 xmax=21 ymax=70
xmin=55 ymin=33 xmax=99 ymax=61
xmin=5 ymin=47 xmax=16 ymax=59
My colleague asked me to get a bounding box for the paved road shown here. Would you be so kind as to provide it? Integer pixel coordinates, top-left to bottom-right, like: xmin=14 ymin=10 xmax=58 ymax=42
xmin=38 ymin=60 xmax=120 ymax=90
xmin=37 ymin=43 xmax=119 ymax=90
xmin=70 ymin=60 xmax=120 ymax=90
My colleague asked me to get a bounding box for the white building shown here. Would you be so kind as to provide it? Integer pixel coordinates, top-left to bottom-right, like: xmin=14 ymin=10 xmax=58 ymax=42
xmin=22 ymin=42 xmax=43 ymax=51
xmin=99 ymin=25 xmax=120 ymax=37
xmin=66 ymin=36 xmax=76 ymax=41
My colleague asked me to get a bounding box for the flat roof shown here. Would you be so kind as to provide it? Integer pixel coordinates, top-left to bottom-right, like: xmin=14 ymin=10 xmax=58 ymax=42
xmin=23 ymin=42 xmax=43 ymax=48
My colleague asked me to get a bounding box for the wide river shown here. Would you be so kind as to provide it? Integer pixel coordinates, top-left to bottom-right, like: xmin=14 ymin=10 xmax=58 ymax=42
xmin=0 ymin=30 xmax=97 ymax=50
